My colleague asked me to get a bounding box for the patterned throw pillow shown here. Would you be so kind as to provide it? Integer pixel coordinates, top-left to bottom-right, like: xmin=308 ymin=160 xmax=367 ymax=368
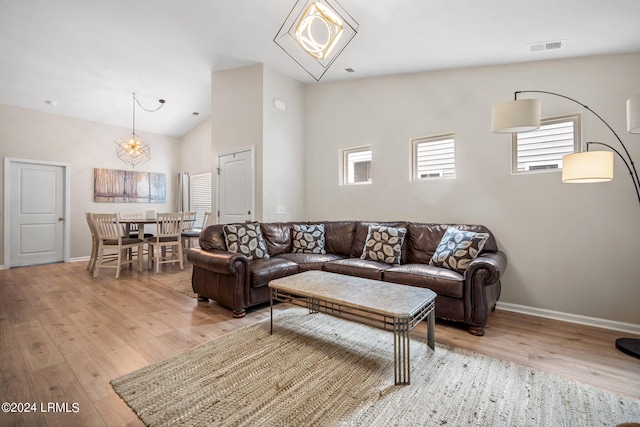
xmin=429 ymin=227 xmax=489 ymax=273
xmin=222 ymin=223 xmax=270 ymax=260
xmin=360 ymin=225 xmax=407 ymax=265
xmin=292 ymin=224 xmax=326 ymax=254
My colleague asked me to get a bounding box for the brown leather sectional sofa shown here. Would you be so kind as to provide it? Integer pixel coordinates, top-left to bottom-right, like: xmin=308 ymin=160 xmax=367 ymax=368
xmin=186 ymin=221 xmax=507 ymax=335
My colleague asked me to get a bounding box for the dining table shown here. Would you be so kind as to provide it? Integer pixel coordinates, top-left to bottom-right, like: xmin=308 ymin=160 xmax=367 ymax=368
xmin=118 ymin=218 xmax=158 ymax=238
xmin=119 ymin=216 xmax=197 ymax=238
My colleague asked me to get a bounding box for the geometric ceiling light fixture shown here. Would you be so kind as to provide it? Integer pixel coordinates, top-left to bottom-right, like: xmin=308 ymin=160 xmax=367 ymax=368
xmin=274 ymin=0 xmax=359 ymax=81
xmin=492 ymin=90 xmax=640 ymax=360
xmin=115 ymin=93 xmax=165 ymax=168
xmin=491 ymin=90 xmax=640 ymax=206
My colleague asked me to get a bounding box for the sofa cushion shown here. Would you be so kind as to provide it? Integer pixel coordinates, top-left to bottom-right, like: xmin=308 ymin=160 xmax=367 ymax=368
xmin=250 ymin=258 xmax=299 ymax=288
xmin=429 ymin=227 xmax=489 ymax=273
xmin=223 ymin=223 xmax=270 ymax=260
xmin=323 ymin=258 xmax=392 ymax=280
xmin=321 ymin=221 xmax=357 ymax=256
xmin=406 ymin=223 xmax=497 ymax=264
xmin=350 ymin=221 xmax=408 ymax=259
xmin=261 ymin=222 xmax=292 ymax=256
xmin=199 ymin=224 xmax=227 ymax=251
xmin=292 ymin=224 xmax=326 ymax=254
xmin=276 ymin=253 xmax=347 ymax=272
xmin=360 ymin=225 xmax=407 ymax=265
xmin=384 ymin=264 xmax=464 ymax=299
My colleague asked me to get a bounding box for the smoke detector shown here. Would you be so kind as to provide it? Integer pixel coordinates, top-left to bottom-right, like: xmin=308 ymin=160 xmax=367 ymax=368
xmin=527 ymin=40 xmax=566 ymax=53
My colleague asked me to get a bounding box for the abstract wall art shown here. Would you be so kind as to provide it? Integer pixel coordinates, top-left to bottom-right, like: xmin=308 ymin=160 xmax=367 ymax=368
xmin=94 ymin=168 xmax=166 ymax=203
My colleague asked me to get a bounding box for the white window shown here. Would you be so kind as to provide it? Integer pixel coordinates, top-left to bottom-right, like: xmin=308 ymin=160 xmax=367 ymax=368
xmin=189 ymin=172 xmax=211 ymax=227
xmin=341 ymin=146 xmax=372 ymax=185
xmin=512 ymin=114 xmax=581 ymax=174
xmin=412 ymin=133 xmax=456 ymax=180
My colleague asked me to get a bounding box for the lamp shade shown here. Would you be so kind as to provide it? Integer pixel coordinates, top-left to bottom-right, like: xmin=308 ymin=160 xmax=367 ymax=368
xmin=627 ymin=94 xmax=640 ymax=134
xmin=491 ymin=99 xmax=541 ymax=133
xmin=562 ymin=151 xmax=613 ymax=183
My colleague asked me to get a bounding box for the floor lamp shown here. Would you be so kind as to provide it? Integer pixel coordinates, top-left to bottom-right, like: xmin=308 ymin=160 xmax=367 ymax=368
xmin=491 ymin=90 xmax=640 ymax=359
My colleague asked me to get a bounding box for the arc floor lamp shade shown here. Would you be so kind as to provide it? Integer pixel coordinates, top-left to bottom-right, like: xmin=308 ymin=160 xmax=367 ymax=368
xmin=562 ymin=151 xmax=614 ymax=183
xmin=491 ymin=99 xmax=541 ymax=133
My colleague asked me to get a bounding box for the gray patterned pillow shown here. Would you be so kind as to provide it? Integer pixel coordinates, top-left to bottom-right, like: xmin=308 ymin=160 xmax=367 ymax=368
xmin=429 ymin=227 xmax=489 ymax=273
xmin=361 ymin=225 xmax=407 ymax=265
xmin=223 ymin=223 xmax=270 ymax=260
xmin=292 ymin=224 xmax=326 ymax=254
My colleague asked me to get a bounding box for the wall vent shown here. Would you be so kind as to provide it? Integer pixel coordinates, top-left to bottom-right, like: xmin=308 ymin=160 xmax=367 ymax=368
xmin=528 ymin=40 xmax=566 ymax=53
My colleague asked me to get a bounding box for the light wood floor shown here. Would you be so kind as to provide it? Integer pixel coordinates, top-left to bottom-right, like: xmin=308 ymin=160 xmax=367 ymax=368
xmin=1 ymin=261 xmax=638 ymax=427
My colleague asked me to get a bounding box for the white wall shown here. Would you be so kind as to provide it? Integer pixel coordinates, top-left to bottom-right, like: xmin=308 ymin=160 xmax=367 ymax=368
xmin=210 ymin=64 xmax=305 ymax=223
xmin=303 ymin=53 xmax=640 ymax=325
xmin=180 ymin=116 xmax=211 ymax=175
xmin=0 ymin=104 xmax=181 ymax=262
xmin=211 ymin=65 xmax=264 ymax=221
xmin=262 ymin=66 xmax=305 ymax=222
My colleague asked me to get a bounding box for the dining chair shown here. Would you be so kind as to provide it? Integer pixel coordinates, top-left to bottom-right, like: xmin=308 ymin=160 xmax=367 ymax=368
xmin=85 ymin=212 xmax=98 ymax=273
xmin=148 ymin=212 xmax=184 ymax=273
xmin=118 ymin=211 xmax=154 ymax=263
xmin=181 ymin=211 xmax=206 ymax=251
xmin=119 ymin=212 xmax=154 ymax=238
xmin=91 ymin=213 xmax=144 ymax=278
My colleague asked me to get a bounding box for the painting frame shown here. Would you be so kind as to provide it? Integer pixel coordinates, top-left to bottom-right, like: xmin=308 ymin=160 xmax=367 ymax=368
xmin=94 ymin=168 xmax=166 ymax=203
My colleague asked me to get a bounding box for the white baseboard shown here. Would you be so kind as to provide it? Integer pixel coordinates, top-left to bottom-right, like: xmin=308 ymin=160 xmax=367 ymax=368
xmin=1 ymin=258 xmax=86 ymax=269
xmin=496 ymin=302 xmax=640 ymax=335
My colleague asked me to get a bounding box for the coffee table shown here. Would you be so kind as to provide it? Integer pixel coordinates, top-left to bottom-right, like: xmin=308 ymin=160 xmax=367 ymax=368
xmin=269 ymin=270 xmax=436 ymax=385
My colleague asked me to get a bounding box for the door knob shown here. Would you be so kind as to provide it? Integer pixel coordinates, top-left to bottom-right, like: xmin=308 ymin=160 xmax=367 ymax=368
xmin=58 ymin=217 xmax=64 ymax=221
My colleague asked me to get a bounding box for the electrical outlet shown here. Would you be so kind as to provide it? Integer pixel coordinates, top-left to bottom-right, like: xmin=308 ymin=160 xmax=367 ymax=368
xmin=276 ymin=205 xmax=287 ymax=215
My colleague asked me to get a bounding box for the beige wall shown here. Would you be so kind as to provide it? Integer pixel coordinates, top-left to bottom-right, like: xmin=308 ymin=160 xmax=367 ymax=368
xmin=262 ymin=66 xmax=305 ymax=222
xmin=180 ymin=116 xmax=212 ymax=175
xmin=211 ymin=64 xmax=305 ymax=223
xmin=211 ymin=64 xmax=264 ymax=221
xmin=303 ymin=53 xmax=640 ymax=325
xmin=0 ymin=104 xmax=181 ymax=264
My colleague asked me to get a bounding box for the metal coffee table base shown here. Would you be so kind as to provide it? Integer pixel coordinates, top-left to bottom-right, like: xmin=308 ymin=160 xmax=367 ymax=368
xmin=270 ymin=290 xmax=435 ymax=385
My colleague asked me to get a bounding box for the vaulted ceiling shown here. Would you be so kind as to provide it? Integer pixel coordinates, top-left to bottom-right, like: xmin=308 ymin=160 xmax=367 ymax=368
xmin=1 ymin=0 xmax=639 ymax=137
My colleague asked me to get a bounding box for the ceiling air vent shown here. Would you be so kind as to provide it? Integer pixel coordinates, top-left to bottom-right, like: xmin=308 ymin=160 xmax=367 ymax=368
xmin=528 ymin=40 xmax=566 ymax=53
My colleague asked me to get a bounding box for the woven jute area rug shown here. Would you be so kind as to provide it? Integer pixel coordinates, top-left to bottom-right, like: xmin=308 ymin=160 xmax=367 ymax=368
xmin=111 ymin=308 xmax=640 ymax=427
xmin=150 ymin=268 xmax=196 ymax=298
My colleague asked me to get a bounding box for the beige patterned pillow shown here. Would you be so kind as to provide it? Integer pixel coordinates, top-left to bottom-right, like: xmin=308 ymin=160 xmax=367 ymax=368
xmin=223 ymin=223 xmax=270 ymax=260
xmin=292 ymin=224 xmax=326 ymax=254
xmin=361 ymin=225 xmax=407 ymax=265
xmin=429 ymin=227 xmax=489 ymax=273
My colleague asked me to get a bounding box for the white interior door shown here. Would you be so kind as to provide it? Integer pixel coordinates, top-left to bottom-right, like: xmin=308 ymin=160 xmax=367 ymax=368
xmin=217 ymin=148 xmax=254 ymax=224
xmin=6 ymin=159 xmax=67 ymax=267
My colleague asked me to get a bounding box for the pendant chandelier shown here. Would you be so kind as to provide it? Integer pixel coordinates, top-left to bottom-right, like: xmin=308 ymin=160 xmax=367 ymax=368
xmin=115 ymin=93 xmax=165 ymax=168
xmin=274 ymin=0 xmax=358 ymax=81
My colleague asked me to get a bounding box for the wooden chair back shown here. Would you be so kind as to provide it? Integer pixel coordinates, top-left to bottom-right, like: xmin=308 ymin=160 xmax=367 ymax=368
xmin=181 ymin=212 xmax=197 ymax=232
xmin=92 ymin=213 xmax=122 ymax=241
xmin=155 ymin=213 xmax=183 ymax=239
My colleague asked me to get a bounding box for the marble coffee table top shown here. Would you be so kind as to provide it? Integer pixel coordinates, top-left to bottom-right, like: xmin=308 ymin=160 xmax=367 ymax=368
xmin=269 ymin=270 xmax=436 ymax=318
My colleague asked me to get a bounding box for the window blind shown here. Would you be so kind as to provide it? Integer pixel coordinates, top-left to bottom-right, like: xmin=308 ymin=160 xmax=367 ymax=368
xmin=189 ymin=173 xmax=211 ymax=227
xmin=345 ymin=149 xmax=372 ymax=184
xmin=514 ymin=118 xmax=577 ymax=172
xmin=414 ymin=136 xmax=455 ymax=179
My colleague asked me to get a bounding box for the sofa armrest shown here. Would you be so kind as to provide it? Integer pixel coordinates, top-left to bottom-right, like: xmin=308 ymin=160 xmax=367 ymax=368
xmin=465 ymin=251 xmax=507 ymax=284
xmin=460 ymin=250 xmax=507 ymax=335
xmin=186 ymin=248 xmax=247 ymax=275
